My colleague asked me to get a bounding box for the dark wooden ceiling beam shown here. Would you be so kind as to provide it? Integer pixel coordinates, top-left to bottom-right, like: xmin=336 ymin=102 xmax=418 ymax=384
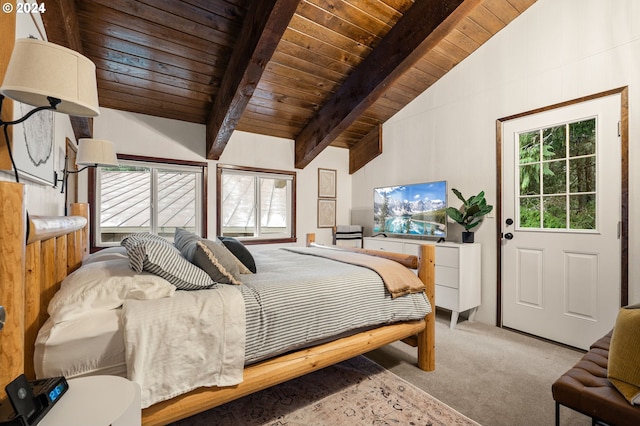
xmin=350 ymin=124 xmax=382 ymax=174
xmin=41 ymin=0 xmax=93 ymax=140
xmin=205 ymin=0 xmax=300 ymax=160
xmin=294 ymin=0 xmax=481 ymax=169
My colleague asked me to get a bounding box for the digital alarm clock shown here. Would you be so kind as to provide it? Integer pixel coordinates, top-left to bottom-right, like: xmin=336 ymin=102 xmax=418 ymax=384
xmin=0 ymin=375 xmax=68 ymax=425
xmin=32 ymin=377 xmax=68 ymax=407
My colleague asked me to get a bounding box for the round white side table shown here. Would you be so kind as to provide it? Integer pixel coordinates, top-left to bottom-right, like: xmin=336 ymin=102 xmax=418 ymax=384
xmin=39 ymin=375 xmax=141 ymax=426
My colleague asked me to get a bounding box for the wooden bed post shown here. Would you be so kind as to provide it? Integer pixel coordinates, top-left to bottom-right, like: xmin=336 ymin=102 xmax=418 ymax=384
xmin=0 ymin=182 xmax=27 ymax=399
xmin=305 ymin=233 xmax=315 ymax=246
xmin=417 ymin=244 xmax=435 ymax=371
xmin=70 ymin=203 xmax=89 ymax=263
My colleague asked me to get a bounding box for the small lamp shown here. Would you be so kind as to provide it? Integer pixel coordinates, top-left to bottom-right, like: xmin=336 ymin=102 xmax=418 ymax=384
xmin=56 ymin=138 xmax=119 ymax=194
xmin=0 ymin=38 xmax=100 ymax=182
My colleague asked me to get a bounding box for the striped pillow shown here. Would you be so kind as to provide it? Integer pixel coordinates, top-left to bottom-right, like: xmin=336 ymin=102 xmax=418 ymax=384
xmin=121 ymin=233 xmax=215 ymax=290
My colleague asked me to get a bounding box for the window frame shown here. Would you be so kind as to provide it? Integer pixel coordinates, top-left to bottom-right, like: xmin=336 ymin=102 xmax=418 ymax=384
xmin=216 ymin=164 xmax=297 ymax=245
xmin=515 ymin=117 xmax=598 ymax=233
xmin=89 ymin=154 xmax=208 ymax=250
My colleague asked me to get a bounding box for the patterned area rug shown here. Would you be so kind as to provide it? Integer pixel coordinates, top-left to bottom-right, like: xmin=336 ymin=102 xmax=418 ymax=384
xmin=170 ymin=356 xmax=480 ymax=425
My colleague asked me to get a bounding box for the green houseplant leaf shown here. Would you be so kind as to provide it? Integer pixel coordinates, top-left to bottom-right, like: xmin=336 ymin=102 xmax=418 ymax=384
xmin=446 ymin=188 xmax=493 ymax=232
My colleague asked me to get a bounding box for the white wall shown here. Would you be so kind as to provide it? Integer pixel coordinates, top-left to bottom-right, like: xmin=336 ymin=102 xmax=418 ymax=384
xmin=0 ymin=114 xmax=75 ymax=215
xmin=92 ymin=108 xmax=352 ymax=247
xmin=352 ymin=0 xmax=640 ymax=324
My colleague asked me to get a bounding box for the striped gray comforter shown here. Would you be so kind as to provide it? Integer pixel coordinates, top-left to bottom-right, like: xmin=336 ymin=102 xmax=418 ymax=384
xmin=240 ymin=248 xmax=431 ymax=364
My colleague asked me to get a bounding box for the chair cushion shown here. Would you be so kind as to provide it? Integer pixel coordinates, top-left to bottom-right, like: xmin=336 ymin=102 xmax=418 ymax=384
xmin=552 ymin=331 xmax=640 ymax=426
xmin=608 ymin=303 xmax=640 ymax=404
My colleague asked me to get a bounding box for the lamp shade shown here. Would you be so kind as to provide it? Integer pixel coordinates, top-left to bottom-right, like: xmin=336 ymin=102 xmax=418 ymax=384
xmin=76 ymin=139 xmax=118 ymax=167
xmin=0 ymin=38 xmax=100 ymax=117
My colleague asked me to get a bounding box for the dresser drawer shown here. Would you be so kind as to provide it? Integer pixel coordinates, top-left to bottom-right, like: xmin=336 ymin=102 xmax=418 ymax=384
xmin=436 ymin=246 xmax=459 ymax=268
xmin=365 ymin=239 xmax=403 ymax=252
xmin=436 ymin=265 xmax=459 ymax=289
xmin=436 ymin=285 xmax=459 ymax=311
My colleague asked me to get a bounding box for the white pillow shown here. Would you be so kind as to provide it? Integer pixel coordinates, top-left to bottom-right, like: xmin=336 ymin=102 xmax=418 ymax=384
xmin=82 ymin=246 xmax=129 ymax=265
xmin=48 ymin=258 xmax=175 ymax=324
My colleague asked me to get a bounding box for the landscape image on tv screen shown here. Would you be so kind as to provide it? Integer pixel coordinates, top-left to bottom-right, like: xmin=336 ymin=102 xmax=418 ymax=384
xmin=373 ymin=181 xmax=447 ymax=237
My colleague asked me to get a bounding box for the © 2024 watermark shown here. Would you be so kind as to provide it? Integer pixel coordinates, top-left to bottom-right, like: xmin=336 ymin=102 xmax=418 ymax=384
xmin=3 ymin=2 xmax=46 ymax=14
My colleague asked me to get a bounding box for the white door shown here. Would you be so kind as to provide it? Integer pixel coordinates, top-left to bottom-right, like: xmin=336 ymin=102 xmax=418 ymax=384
xmin=501 ymin=94 xmax=621 ymax=350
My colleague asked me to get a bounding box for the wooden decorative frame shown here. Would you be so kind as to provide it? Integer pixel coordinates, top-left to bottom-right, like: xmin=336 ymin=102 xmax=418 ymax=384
xmin=0 ymin=180 xmax=435 ymax=426
xmin=317 ymin=198 xmax=336 ymax=228
xmin=318 ymin=168 xmax=336 ymax=198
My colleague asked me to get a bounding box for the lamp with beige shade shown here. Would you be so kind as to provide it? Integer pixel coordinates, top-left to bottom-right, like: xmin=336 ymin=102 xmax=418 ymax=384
xmin=0 ymin=38 xmax=107 ymax=183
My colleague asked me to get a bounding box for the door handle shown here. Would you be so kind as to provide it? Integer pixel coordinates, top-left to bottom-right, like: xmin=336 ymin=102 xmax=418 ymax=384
xmin=504 ymin=233 xmax=514 ymax=240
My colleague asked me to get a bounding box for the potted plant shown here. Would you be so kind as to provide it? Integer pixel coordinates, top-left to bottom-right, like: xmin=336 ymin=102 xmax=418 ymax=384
xmin=446 ymin=188 xmax=493 ymax=243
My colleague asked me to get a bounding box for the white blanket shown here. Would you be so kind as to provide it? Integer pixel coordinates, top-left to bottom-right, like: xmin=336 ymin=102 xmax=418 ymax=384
xmin=122 ymin=285 xmax=245 ymax=408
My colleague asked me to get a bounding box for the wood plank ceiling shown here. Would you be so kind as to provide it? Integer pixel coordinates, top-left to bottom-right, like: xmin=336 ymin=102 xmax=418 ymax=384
xmin=42 ymin=0 xmax=536 ymax=172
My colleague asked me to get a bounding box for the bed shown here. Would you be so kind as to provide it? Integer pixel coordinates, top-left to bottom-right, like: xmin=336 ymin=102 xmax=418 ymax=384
xmin=0 ymin=180 xmax=436 ymax=425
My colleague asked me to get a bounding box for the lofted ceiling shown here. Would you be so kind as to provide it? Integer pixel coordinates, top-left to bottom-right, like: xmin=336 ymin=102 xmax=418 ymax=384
xmin=42 ymin=0 xmax=536 ymax=172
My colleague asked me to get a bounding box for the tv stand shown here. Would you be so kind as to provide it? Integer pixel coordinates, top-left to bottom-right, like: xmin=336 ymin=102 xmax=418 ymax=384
xmin=363 ymin=237 xmax=481 ymax=329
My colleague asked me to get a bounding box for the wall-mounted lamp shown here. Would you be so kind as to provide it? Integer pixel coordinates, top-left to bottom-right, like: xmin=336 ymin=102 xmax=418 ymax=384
xmin=0 ymin=38 xmax=100 ymax=182
xmin=55 ymin=138 xmax=119 ymax=194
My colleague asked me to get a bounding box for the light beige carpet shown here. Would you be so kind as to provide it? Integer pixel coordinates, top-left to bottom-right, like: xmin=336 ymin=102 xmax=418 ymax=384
xmin=170 ymin=355 xmax=479 ymax=425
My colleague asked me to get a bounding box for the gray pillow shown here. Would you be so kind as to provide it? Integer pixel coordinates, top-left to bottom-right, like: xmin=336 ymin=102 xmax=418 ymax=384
xmin=174 ymin=228 xmax=242 ymax=285
xmin=192 ymin=240 xmax=242 ymax=285
xmin=121 ymin=233 xmax=214 ymax=290
xmin=174 ymin=228 xmax=201 ymax=260
xmin=218 ymin=236 xmax=257 ymax=273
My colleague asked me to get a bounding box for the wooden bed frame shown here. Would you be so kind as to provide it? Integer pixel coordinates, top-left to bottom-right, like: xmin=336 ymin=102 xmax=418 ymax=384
xmin=0 ymin=180 xmax=435 ymax=426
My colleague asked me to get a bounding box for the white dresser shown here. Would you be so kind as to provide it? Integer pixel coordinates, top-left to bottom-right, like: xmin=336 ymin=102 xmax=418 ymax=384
xmin=363 ymin=237 xmax=481 ymax=329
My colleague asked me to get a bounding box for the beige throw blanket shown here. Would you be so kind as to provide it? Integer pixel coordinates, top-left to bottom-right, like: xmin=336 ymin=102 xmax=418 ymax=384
xmin=122 ymin=285 xmax=246 ymax=408
xmin=285 ymin=247 xmax=425 ymax=298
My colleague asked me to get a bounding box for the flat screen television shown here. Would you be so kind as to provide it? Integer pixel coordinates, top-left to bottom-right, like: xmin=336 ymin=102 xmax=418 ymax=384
xmin=373 ymin=180 xmax=447 ymax=238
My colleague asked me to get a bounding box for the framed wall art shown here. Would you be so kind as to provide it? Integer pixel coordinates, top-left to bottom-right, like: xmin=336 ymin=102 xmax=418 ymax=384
xmin=317 ymin=198 xmax=336 ymax=228
xmin=11 ymin=103 xmax=56 ymax=185
xmin=318 ymin=168 xmax=336 ymax=198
